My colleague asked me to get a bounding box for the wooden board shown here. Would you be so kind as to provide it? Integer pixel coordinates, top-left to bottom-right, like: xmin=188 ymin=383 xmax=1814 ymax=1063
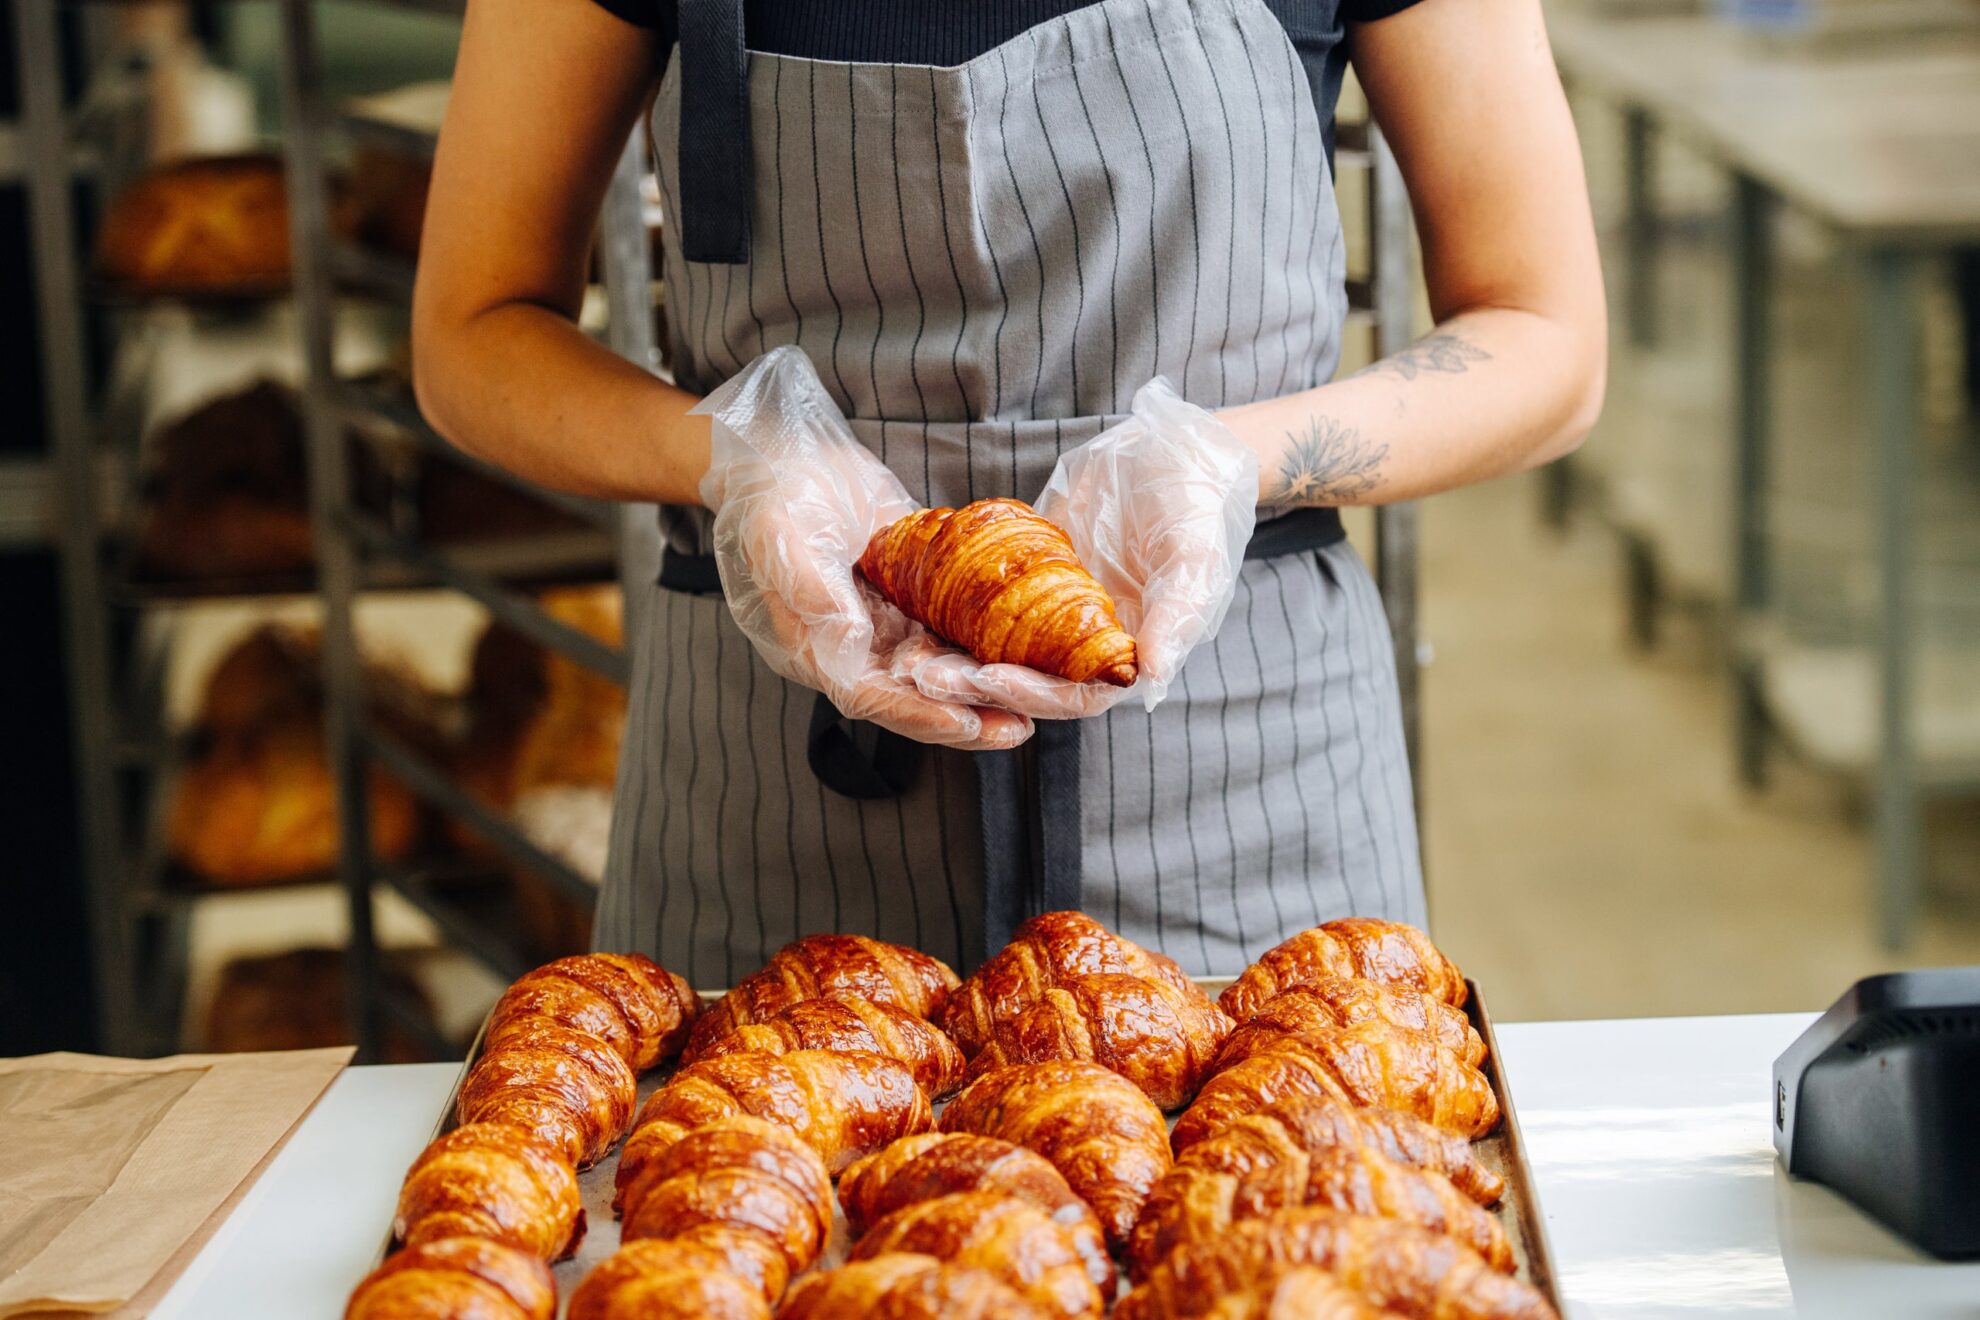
xmin=397 ymin=977 xmax=1564 ymax=1314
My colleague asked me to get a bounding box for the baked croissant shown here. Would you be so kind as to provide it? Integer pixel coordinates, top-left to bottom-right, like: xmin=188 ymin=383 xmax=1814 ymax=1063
xmin=1170 ymin=1090 xmax=1503 ymax=1207
xmin=616 ymin=1116 xmax=834 ymax=1297
xmin=1129 ymin=1140 xmax=1511 ymax=1282
xmin=567 ymin=1240 xmax=769 ymax=1320
xmin=616 ymin=1048 xmax=931 ymax=1201
xmin=393 ymin=1122 xmax=583 ymax=1261
xmin=1173 ymin=1019 xmax=1499 ymax=1152
xmin=688 ymin=995 xmax=967 ymax=1098
xmin=1201 ymin=1268 xmax=1405 ymax=1320
xmin=965 ymin=973 xmax=1234 ymax=1111
xmin=839 ymin=1133 xmax=1115 ymax=1297
xmin=486 ymin=953 xmax=699 ymax=1073
xmin=1225 ymin=980 xmax=1483 ymax=1068
xmin=938 ymin=1061 xmax=1170 ymax=1249
xmin=346 ymin=1235 xmax=555 ymax=1320
xmin=456 ymin=1017 xmax=637 ymax=1167
xmin=940 ymin=911 xmax=1210 ymax=1058
xmin=1115 ymin=1208 xmax=1559 ymax=1320
xmin=859 ymin=499 xmax=1138 ymax=686
xmin=852 ymin=1191 xmax=1105 ymax=1318
xmin=1220 ymin=920 xmax=1467 ymax=1021
xmin=780 ymin=1254 xmax=1054 ymax=1320
xmin=688 ymin=935 xmax=959 ymax=1056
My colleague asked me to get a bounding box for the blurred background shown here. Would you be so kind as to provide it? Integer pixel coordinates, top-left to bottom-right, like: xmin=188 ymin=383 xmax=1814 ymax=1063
xmin=3 ymin=0 xmax=1976 ymax=1062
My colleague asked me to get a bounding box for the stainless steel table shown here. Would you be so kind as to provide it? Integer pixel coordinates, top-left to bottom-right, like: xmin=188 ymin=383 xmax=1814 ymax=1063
xmin=1550 ymin=8 xmax=1980 ymax=946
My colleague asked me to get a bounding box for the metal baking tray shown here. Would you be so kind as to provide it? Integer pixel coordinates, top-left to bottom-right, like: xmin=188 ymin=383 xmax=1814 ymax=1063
xmin=390 ymin=977 xmax=1561 ymax=1314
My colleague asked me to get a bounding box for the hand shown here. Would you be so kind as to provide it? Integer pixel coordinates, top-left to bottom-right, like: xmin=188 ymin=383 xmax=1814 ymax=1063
xmin=698 ymin=348 xmax=1033 ymax=751
xmin=896 ymin=378 xmax=1258 ymax=718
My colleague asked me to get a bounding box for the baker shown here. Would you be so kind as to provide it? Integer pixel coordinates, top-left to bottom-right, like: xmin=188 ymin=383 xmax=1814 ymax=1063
xmin=411 ymin=0 xmax=1606 ymax=983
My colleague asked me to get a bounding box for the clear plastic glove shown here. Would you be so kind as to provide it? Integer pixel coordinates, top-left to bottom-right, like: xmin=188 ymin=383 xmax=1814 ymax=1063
xmin=896 ymin=377 xmax=1259 ymax=718
xmin=698 ymin=347 xmax=1032 ymax=751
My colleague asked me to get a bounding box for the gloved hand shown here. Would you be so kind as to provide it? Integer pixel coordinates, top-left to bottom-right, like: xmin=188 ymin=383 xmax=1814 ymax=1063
xmin=698 ymin=347 xmax=1032 ymax=751
xmin=895 ymin=377 xmax=1258 ymax=718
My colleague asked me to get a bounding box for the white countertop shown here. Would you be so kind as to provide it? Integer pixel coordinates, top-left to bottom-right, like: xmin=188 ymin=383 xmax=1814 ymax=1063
xmin=148 ymin=1012 xmax=1980 ymax=1320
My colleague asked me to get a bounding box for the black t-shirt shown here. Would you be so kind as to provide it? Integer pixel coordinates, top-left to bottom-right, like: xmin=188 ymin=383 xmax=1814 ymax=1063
xmin=589 ymin=0 xmax=1426 ymax=154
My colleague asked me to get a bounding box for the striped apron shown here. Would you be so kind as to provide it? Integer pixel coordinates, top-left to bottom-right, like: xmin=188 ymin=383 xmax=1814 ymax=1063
xmin=595 ymin=0 xmax=1424 ymax=985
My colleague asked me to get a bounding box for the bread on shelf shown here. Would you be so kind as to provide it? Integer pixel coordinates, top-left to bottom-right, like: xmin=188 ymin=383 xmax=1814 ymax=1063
xmin=393 ymin=1122 xmax=583 ymax=1261
xmin=96 ymin=154 xmax=297 ymax=293
xmin=1218 ymin=920 xmax=1468 ymax=1021
xmin=345 ymin=1235 xmax=555 ymax=1320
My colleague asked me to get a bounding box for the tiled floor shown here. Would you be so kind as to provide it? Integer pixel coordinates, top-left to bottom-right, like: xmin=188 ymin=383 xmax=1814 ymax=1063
xmin=1418 ymin=467 xmax=1980 ymax=1024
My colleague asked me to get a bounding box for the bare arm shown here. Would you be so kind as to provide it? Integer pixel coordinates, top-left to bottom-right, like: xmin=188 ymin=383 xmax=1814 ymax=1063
xmin=412 ymin=0 xmax=709 ymax=505
xmin=1219 ymin=0 xmax=1607 ymax=507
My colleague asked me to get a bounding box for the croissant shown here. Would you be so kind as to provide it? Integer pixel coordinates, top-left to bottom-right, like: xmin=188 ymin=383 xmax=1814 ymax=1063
xmin=1223 ymin=980 xmax=1483 ymax=1068
xmin=392 ymin=1122 xmax=583 ymax=1261
xmin=1115 ymin=1208 xmax=1559 ymax=1320
xmin=616 ymin=1048 xmax=931 ymax=1203
xmin=939 ymin=911 xmax=1210 ymax=1058
xmin=1129 ymin=1139 xmax=1511 ymax=1282
xmin=852 ymin=1191 xmax=1105 ymax=1318
xmin=345 ymin=1235 xmax=555 ymax=1320
xmin=1201 ymin=1268 xmax=1405 ymax=1320
xmin=938 ymin=1061 xmax=1170 ymax=1249
xmin=616 ymin=1116 xmax=833 ymax=1297
xmin=567 ymin=1240 xmax=769 ymax=1320
xmin=780 ymin=1254 xmax=1054 ymax=1320
xmin=1172 ymin=1019 xmax=1499 ymax=1152
xmin=688 ymin=996 xmax=967 ymax=1098
xmin=1220 ymin=921 xmax=1467 ymax=1021
xmin=965 ymin=974 xmax=1233 ymax=1111
xmin=839 ymin=1133 xmax=1114 ymax=1296
xmin=456 ymin=1017 xmax=637 ymax=1167
xmin=486 ymin=953 xmax=699 ymax=1073
xmin=687 ymin=935 xmax=959 ymax=1056
xmin=859 ymin=499 xmax=1138 ymax=687
xmin=1171 ymin=1090 xmax=1503 ymax=1206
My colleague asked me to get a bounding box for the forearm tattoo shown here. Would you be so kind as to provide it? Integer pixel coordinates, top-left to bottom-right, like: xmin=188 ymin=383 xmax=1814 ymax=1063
xmin=1263 ymin=416 xmax=1388 ymax=508
xmin=1356 ymin=331 xmax=1492 ymax=382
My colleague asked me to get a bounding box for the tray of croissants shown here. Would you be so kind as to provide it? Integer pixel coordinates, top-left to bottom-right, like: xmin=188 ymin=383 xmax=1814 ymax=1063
xmin=348 ymin=914 xmax=1562 ymax=1320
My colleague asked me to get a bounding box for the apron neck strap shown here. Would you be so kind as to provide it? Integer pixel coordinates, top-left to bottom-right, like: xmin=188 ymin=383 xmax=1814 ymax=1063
xmin=677 ymin=0 xmax=753 ymax=264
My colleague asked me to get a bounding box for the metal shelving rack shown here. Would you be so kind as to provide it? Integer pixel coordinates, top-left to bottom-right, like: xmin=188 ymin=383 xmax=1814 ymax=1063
xmin=273 ymin=0 xmax=658 ymax=1058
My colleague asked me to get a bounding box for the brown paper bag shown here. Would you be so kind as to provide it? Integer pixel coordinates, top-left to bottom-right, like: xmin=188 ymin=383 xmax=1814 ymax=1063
xmin=0 ymin=1047 xmax=351 ymax=1318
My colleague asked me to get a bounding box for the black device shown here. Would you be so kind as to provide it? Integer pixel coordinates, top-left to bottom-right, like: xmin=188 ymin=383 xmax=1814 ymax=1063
xmin=1773 ymin=967 xmax=1980 ymax=1259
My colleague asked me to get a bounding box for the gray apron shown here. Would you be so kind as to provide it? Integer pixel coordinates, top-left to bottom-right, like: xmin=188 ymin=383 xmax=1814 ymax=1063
xmin=596 ymin=0 xmax=1424 ymax=985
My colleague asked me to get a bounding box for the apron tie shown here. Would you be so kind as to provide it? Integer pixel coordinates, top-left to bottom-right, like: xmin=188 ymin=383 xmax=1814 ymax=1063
xmin=676 ymin=0 xmax=752 ymax=264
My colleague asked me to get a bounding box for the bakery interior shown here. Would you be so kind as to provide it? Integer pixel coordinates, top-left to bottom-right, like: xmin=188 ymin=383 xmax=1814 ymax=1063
xmin=5 ymin=0 xmax=1980 ymax=1317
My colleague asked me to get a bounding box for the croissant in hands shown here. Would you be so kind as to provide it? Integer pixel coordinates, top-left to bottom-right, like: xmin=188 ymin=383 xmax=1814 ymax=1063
xmin=1116 ymin=1208 xmax=1559 ymax=1320
xmin=688 ymin=935 xmax=958 ymax=1056
xmin=965 ymin=973 xmax=1233 ymax=1111
xmin=346 ymin=1235 xmax=555 ymax=1320
xmin=780 ymin=1254 xmax=1053 ymax=1320
xmin=567 ymin=1240 xmax=770 ymax=1320
xmin=690 ymin=996 xmax=967 ymax=1098
xmin=939 ymin=1061 xmax=1170 ymax=1249
xmin=1219 ymin=980 xmax=1484 ymax=1070
xmin=616 ymin=1048 xmax=931 ymax=1202
xmin=1173 ymin=1018 xmax=1499 ymax=1152
xmin=393 ymin=1122 xmax=583 ymax=1260
xmin=852 ymin=1191 xmax=1105 ymax=1318
xmin=1129 ymin=1140 xmax=1511 ymax=1282
xmin=940 ymin=911 xmax=1210 ymax=1058
xmin=1220 ymin=920 xmax=1467 ymax=1021
xmin=457 ymin=1017 xmax=637 ymax=1167
xmin=616 ymin=1116 xmax=834 ymax=1298
xmin=859 ymin=499 xmax=1138 ymax=687
xmin=487 ymin=953 xmax=698 ymax=1073
xmin=840 ymin=1133 xmax=1115 ymax=1296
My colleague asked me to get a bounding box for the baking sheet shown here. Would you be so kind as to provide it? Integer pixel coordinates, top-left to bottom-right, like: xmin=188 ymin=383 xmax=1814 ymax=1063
xmin=399 ymin=978 xmax=1563 ymax=1313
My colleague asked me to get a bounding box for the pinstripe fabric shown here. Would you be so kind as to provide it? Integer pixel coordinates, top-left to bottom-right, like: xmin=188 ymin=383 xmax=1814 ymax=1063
xmin=596 ymin=0 xmax=1422 ymax=977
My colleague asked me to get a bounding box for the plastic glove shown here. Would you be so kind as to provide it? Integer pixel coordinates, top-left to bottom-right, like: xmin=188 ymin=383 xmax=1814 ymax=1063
xmin=896 ymin=377 xmax=1258 ymax=718
xmin=698 ymin=347 xmax=1032 ymax=751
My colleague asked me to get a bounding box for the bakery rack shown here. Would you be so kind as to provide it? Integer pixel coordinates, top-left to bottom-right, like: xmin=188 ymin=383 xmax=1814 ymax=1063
xmin=273 ymin=0 xmax=661 ymax=1060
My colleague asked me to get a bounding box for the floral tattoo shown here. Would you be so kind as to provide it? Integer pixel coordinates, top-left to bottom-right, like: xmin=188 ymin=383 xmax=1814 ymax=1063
xmin=1357 ymin=331 xmax=1492 ymax=382
xmin=1264 ymin=417 xmax=1388 ymax=507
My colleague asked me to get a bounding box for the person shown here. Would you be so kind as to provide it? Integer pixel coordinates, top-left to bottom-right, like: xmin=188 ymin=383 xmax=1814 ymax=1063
xmin=411 ymin=0 xmax=1606 ymax=984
